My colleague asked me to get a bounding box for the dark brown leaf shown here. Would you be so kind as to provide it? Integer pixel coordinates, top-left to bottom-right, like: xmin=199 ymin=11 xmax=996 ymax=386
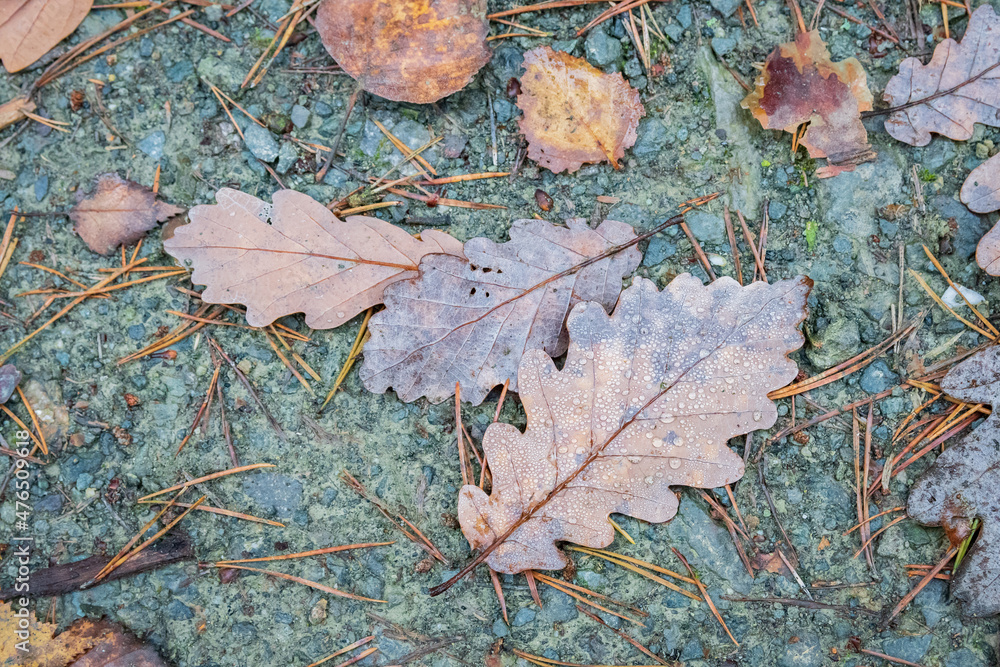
xmin=360 ymin=217 xmax=641 ymax=405
xmin=742 ymin=30 xmax=875 ymax=178
xmin=909 ymin=344 xmax=1000 ymax=618
xmin=457 ymin=275 xmax=810 ymax=573
xmin=163 ymin=188 xmax=463 ymax=329
xmin=316 ymin=0 xmax=491 ymax=104
xmin=70 ymin=174 xmax=183 ymax=256
xmin=517 ymin=46 xmax=645 ymax=174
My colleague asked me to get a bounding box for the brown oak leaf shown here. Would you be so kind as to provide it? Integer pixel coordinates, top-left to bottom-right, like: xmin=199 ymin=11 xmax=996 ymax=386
xmin=163 ymin=188 xmax=463 ymax=329
xmin=962 ymin=154 xmax=1000 ymax=214
xmin=70 ymin=174 xmax=183 ymax=256
xmin=0 ymin=0 xmax=92 ymax=73
xmin=977 ymin=219 xmax=1000 ymax=275
xmin=742 ymin=30 xmax=875 ymax=178
xmin=359 ymin=217 xmax=641 ymax=405
xmin=316 ymin=0 xmax=491 ymax=104
xmin=908 ymin=345 xmax=1000 ymax=618
xmin=457 ymin=274 xmax=811 ymax=573
xmin=884 ymin=6 xmax=1000 ymax=148
xmin=517 ymin=46 xmax=645 ymax=174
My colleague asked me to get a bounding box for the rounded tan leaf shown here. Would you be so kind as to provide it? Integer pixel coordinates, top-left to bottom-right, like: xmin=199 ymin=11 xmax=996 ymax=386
xmin=316 ymin=0 xmax=491 ymax=104
xmin=517 ymin=46 xmax=645 ymax=174
xmin=0 ymin=0 xmax=93 ymax=73
xmin=976 ymin=219 xmax=1000 ymax=276
xmin=962 ymin=153 xmax=1000 ymax=214
xmin=458 ymin=274 xmax=811 ymax=574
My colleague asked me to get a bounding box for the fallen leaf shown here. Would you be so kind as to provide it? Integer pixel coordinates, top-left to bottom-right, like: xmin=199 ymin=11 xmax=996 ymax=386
xmin=316 ymin=0 xmax=491 ymax=104
xmin=0 ymin=96 xmax=36 ymax=131
xmin=0 ymin=0 xmax=93 ymax=73
xmin=742 ymin=30 xmax=875 ymax=178
xmin=962 ymin=153 xmax=1000 ymax=214
xmin=21 ymin=379 xmax=69 ymax=442
xmin=0 ymin=364 xmax=21 ymax=404
xmin=70 ymin=174 xmax=183 ymax=256
xmin=976 ymin=219 xmax=1000 ymax=275
xmin=517 ymin=46 xmax=645 ymax=174
xmin=163 ymin=188 xmax=463 ymax=329
xmin=360 ymin=217 xmax=642 ymax=405
xmin=883 ymin=6 xmax=1000 ymax=147
xmin=908 ymin=345 xmax=1000 ymax=618
xmin=457 ymin=274 xmax=811 ymax=573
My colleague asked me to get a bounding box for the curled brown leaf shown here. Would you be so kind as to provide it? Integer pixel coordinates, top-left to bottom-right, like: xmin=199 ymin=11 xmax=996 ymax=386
xmin=316 ymin=0 xmax=491 ymax=104
xmin=163 ymin=188 xmax=463 ymax=329
xmin=70 ymin=174 xmax=183 ymax=256
xmin=517 ymin=46 xmax=645 ymax=174
xmin=458 ymin=274 xmax=811 ymax=574
xmin=360 ymin=217 xmax=641 ymax=405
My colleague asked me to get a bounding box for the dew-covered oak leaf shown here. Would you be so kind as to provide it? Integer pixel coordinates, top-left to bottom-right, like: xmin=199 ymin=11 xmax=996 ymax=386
xmin=70 ymin=174 xmax=183 ymax=256
xmin=0 ymin=0 xmax=93 ymax=73
xmin=458 ymin=274 xmax=811 ymax=574
xmin=884 ymin=6 xmax=1000 ymax=148
xmin=963 ymin=153 xmax=1000 ymax=215
xmin=359 ymin=217 xmax=641 ymax=406
xmin=517 ymin=46 xmax=645 ymax=174
xmin=163 ymin=188 xmax=463 ymax=329
xmin=316 ymin=0 xmax=491 ymax=104
xmin=908 ymin=345 xmax=1000 ymax=618
xmin=742 ymin=30 xmax=875 ymax=178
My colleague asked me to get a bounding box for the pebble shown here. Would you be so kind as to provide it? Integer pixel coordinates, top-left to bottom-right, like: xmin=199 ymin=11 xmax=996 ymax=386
xmin=492 ymin=618 xmax=509 ymax=637
xmin=642 ymin=234 xmax=676 ymax=266
xmin=711 ymin=37 xmax=736 ymax=57
xmin=685 ymin=209 xmax=725 ymax=245
xmin=276 ymin=142 xmax=298 ymax=174
xmin=34 ymin=174 xmax=48 ymax=202
xmin=860 ymin=359 xmax=898 ymax=394
xmin=882 ymin=635 xmax=931 ymax=663
xmin=632 ymin=118 xmax=669 ymax=158
xmin=710 ymin=0 xmax=741 ymax=16
xmin=290 ymin=104 xmax=310 ymax=129
xmin=769 ymin=200 xmax=788 ymax=220
xmin=676 ymin=5 xmax=693 ymax=29
xmin=128 ymin=324 xmax=145 ymax=340
xmin=244 ymin=123 xmax=280 ymax=162
xmin=167 ymin=600 xmax=194 ymax=620
xmin=314 ymin=101 xmax=333 ymax=117
xmin=512 ymin=608 xmax=536 ymax=627
xmin=585 ymin=27 xmax=621 ymax=66
xmin=138 ymin=130 xmax=166 ymax=161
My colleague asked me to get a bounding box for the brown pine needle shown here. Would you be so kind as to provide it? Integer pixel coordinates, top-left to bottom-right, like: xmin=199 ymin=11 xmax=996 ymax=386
xmin=608 ymin=516 xmax=635 ymax=544
xmin=385 ymin=186 xmax=507 ymax=210
xmin=569 ymin=547 xmax=700 ymax=601
xmin=419 ymin=172 xmax=512 ymax=185
xmin=490 ymin=568 xmax=508 ymax=625
xmin=852 ymin=515 xmax=908 ymax=559
xmin=138 ymin=500 xmax=284 ymax=526
xmin=567 ymin=546 xmax=697 ymax=586
xmin=336 ymin=201 xmax=401 ymax=216
xmin=322 ymin=309 xmax=372 ymax=409
xmin=859 ymin=648 xmax=927 ymax=667
xmin=0 ymin=404 xmax=46 ymax=455
xmin=305 ymin=637 xmax=376 ymax=667
xmin=922 ymin=244 xmax=999 ymax=337
xmin=13 ymin=386 xmax=47 ymax=456
xmin=512 ymin=648 xmax=663 ymax=667
xmin=264 ymin=328 xmax=313 ymax=394
xmin=95 ymin=495 xmax=206 ymax=584
xmin=138 ymin=463 xmax=275 ymax=501
xmin=576 ymin=605 xmax=670 ymax=665
xmin=525 ymin=570 xmax=543 ymax=608
xmin=534 ymin=575 xmax=645 ymax=627
xmin=734 ymin=209 xmax=767 ymax=282
xmin=843 ymin=506 xmax=906 ymax=536
xmin=883 ymin=545 xmax=958 ymax=627
xmin=908 ymin=268 xmax=994 ymax=339
xmin=532 ymin=572 xmax=648 ymax=616
xmin=723 ymin=205 xmax=743 ymax=285
xmin=679 ymin=220 xmax=717 ymax=280
xmin=673 ymin=548 xmax=738 ymax=646
xmin=177 ymin=366 xmax=221 ymax=454
xmin=216 ymin=542 xmax=394 ymax=564
xmin=372 ymin=118 xmax=436 ymax=176
xmin=20 ymin=262 xmax=89 ymax=289
xmin=205 ymin=564 xmax=387 ymax=603
xmin=92 ymin=488 xmax=188 ymax=584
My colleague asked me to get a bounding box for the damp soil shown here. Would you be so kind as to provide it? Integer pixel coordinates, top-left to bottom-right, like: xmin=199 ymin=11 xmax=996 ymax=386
xmin=1 ymin=1 xmax=1000 ymax=666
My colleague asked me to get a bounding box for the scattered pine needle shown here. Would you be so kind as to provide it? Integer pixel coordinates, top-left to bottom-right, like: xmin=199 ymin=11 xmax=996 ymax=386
xmin=672 ymin=548 xmax=738 ymax=646
xmin=533 ymin=573 xmax=646 ymax=627
xmin=576 ymin=605 xmax=670 ymax=665
xmin=607 ymin=517 xmax=635 ymax=544
xmin=490 ymin=568 xmax=508 ymax=625
xmin=204 ymin=563 xmax=387 ymax=603
xmin=0 ymin=404 xmax=46 ymax=455
xmin=138 ymin=462 xmax=275 ymax=501
xmin=859 ymin=648 xmax=927 ymax=667
xmin=883 ymin=545 xmax=958 ymax=628
xmin=322 ymin=309 xmax=372 ymax=409
xmin=216 ymin=542 xmax=394 ymax=564
xmin=512 ymin=648 xmax=663 ymax=667
xmin=306 ymin=637 xmax=377 ymax=667
xmin=13 ymin=386 xmax=48 ymax=456
xmin=138 ymin=499 xmax=284 ymax=526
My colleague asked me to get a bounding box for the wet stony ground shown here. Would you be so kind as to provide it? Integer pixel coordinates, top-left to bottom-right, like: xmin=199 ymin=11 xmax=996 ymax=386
xmin=2 ymin=0 xmax=1000 ymax=665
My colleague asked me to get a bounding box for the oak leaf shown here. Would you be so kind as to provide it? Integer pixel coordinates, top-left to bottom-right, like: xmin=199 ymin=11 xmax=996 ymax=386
xmin=976 ymin=219 xmax=1000 ymax=275
xmin=517 ymin=46 xmax=645 ymax=174
xmin=962 ymin=154 xmax=1000 ymax=214
xmin=359 ymin=217 xmax=641 ymax=405
xmin=742 ymin=30 xmax=875 ymax=178
xmin=0 ymin=0 xmax=92 ymax=73
xmin=883 ymin=6 xmax=1000 ymax=148
xmin=908 ymin=345 xmax=1000 ymax=618
xmin=315 ymin=0 xmax=491 ymax=104
xmin=163 ymin=188 xmax=464 ymax=329
xmin=70 ymin=174 xmax=183 ymax=256
xmin=457 ymin=274 xmax=811 ymax=574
